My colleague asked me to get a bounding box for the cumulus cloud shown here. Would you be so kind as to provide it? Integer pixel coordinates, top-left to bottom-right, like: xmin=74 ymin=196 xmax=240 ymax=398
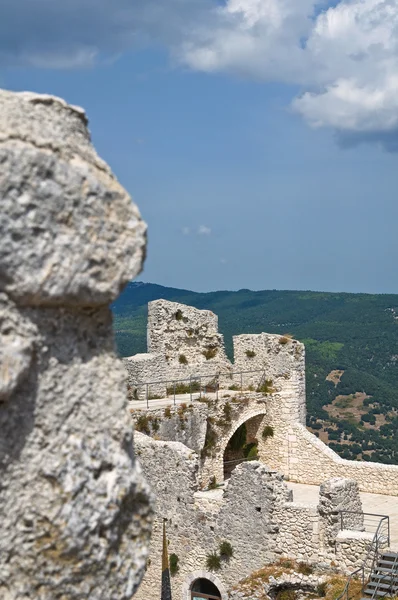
xmin=1 ymin=0 xmax=398 ymax=149
xmin=179 ymin=0 xmax=398 ymax=150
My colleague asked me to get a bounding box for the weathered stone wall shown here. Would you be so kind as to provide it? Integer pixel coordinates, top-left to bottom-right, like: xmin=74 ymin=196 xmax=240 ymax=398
xmin=275 ymin=502 xmax=320 ymax=562
xmin=124 ymin=352 xmax=167 ymax=400
xmin=286 ymin=424 xmax=398 ymax=495
xmin=147 ymin=299 xmax=232 ymax=381
xmin=131 ymin=402 xmax=208 ymax=454
xmin=318 ymin=478 xmax=364 ymax=552
xmin=134 ymin=431 xmax=369 ymax=599
xmin=0 ymin=89 xmax=153 ymax=599
xmin=233 ymin=333 xmax=306 ymax=427
xmin=335 ymin=530 xmax=375 ymax=573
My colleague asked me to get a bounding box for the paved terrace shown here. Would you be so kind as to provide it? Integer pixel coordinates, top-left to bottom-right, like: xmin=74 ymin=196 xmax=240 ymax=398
xmin=288 ymin=482 xmax=398 ymax=547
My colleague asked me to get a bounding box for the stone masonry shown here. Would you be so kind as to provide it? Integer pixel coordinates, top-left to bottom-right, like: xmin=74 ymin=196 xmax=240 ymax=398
xmin=0 ymin=89 xmax=153 ymax=599
xmin=134 ymin=430 xmax=369 ymax=600
xmin=147 ymin=299 xmax=232 ymax=381
xmin=127 ymin=298 xmax=398 ymax=597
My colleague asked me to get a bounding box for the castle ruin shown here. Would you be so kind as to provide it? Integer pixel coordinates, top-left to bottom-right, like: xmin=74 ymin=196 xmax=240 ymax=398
xmin=128 ymin=300 xmax=398 ymax=600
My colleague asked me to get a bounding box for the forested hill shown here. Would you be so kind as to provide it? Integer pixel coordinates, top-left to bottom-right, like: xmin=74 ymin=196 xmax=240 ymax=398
xmin=112 ymin=282 xmax=398 ymax=465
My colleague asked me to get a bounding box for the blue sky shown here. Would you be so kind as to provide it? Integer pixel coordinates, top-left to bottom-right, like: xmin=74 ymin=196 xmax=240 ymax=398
xmin=1 ymin=0 xmax=398 ymax=294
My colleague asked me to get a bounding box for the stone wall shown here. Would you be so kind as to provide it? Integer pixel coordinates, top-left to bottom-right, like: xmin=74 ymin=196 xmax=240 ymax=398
xmin=131 ymin=402 xmax=208 ymax=454
xmin=287 ymin=424 xmax=398 ymax=495
xmin=233 ymin=333 xmax=306 ymax=425
xmin=134 ymin=432 xmax=369 ymax=599
xmin=0 ymin=89 xmax=153 ymax=599
xmin=147 ymin=299 xmax=232 ymax=382
xmin=124 ymin=352 xmax=167 ymax=400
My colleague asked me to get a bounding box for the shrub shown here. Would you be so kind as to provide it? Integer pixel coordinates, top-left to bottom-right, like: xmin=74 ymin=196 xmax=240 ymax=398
xmin=257 ymin=379 xmax=274 ymax=395
xmin=135 ymin=415 xmax=150 ymax=435
xmin=243 ymin=442 xmax=258 ymax=460
xmin=169 ymin=553 xmax=179 ymax=576
xmin=262 ymin=425 xmax=274 ymax=439
xmin=164 ymin=406 xmax=172 ymax=419
xmin=175 ymin=310 xmax=183 ymax=321
xmin=167 ymin=381 xmax=200 ymax=395
xmin=203 ymin=346 xmax=218 ymax=360
xmin=228 ymin=384 xmax=240 ymax=391
xmin=208 ymin=476 xmax=217 ymax=490
xmin=179 ymin=354 xmax=188 ymax=365
xmin=279 ymin=334 xmax=292 ymax=345
xmin=223 ymin=402 xmax=232 ymax=422
xmin=201 ymin=420 xmax=217 ymax=457
xmin=219 ymin=541 xmax=233 ymax=559
xmin=246 ymin=349 xmax=256 ymax=358
xmin=317 ymin=582 xmax=327 ymax=597
xmin=297 ymin=562 xmax=313 ymax=575
xmin=206 ymin=552 xmax=221 ymax=572
xmin=152 ymin=417 xmax=160 ymax=432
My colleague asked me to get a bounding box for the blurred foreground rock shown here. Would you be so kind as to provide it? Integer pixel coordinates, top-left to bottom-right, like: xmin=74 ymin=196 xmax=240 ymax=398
xmin=0 ymin=90 xmax=153 ymax=599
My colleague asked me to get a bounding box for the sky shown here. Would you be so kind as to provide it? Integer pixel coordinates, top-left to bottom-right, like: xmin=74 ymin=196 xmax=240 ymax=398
xmin=1 ymin=0 xmax=398 ymax=294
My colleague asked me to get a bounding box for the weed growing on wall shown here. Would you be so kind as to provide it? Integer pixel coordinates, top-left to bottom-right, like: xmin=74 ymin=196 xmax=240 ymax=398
xmin=135 ymin=415 xmax=150 ymax=435
xmin=257 ymin=379 xmax=274 ymax=395
xmin=208 ymin=476 xmax=217 ymax=490
xmin=206 ymin=552 xmax=221 ymax=572
xmin=219 ymin=541 xmax=234 ymax=559
xmin=262 ymin=425 xmax=274 ymax=439
xmin=246 ymin=349 xmax=256 ymax=358
xmin=169 ymin=553 xmax=179 ymax=576
xmin=179 ymin=354 xmax=188 ymax=365
xmin=203 ymin=346 xmax=218 ymax=360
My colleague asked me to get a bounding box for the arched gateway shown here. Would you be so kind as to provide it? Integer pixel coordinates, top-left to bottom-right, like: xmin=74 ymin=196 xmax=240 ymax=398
xmin=182 ymin=571 xmax=228 ymax=600
xmin=191 ymin=578 xmax=221 ymax=599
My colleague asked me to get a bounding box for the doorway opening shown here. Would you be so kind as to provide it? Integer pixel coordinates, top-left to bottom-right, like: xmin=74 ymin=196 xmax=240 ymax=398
xmin=223 ymin=418 xmax=261 ymax=480
xmin=190 ymin=577 xmax=221 ymax=599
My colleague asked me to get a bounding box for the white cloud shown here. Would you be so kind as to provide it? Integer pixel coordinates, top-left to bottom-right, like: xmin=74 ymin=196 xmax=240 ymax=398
xmin=178 ymin=0 xmax=398 ymax=148
xmin=2 ymin=0 xmax=398 ymax=148
xmin=198 ymin=225 xmax=212 ymax=236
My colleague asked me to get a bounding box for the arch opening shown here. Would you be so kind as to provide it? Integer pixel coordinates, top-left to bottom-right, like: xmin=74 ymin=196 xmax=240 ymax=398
xmin=223 ymin=413 xmax=268 ymax=480
xmin=191 ymin=578 xmax=221 ymax=599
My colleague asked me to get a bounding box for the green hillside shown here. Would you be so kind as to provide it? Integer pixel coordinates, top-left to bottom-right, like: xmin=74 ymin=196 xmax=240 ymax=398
xmin=112 ymin=282 xmax=398 ymax=465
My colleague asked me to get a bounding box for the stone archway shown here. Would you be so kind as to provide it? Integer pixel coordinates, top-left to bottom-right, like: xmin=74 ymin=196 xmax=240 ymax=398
xmin=200 ymin=402 xmax=275 ymax=487
xmin=182 ymin=571 xmax=228 ymax=600
xmin=223 ymin=413 xmax=270 ymax=480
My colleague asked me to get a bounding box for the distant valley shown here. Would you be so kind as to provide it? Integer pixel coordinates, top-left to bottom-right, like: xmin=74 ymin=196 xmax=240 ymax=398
xmin=112 ymin=282 xmax=398 ymax=465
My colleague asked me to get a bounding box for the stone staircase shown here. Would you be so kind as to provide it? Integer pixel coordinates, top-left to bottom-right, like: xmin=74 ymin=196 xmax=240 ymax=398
xmin=362 ymin=552 xmax=398 ymax=600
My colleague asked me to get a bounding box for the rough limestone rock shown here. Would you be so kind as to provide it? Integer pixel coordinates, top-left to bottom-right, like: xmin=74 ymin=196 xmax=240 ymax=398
xmin=0 ymin=90 xmax=153 ymax=599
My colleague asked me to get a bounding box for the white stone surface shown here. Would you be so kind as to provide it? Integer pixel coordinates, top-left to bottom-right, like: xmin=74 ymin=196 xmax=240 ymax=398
xmin=0 ymin=89 xmax=153 ymax=599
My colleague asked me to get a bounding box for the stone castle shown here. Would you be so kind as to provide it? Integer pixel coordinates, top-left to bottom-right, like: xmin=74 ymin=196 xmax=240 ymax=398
xmin=128 ymin=300 xmax=398 ymax=600
xmin=2 ymin=88 xmax=398 ymax=600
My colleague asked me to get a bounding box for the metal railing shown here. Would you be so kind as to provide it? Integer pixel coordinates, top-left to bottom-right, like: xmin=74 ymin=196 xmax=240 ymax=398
xmin=340 ymin=511 xmax=391 ymax=543
xmin=337 ymin=512 xmax=390 ymax=600
xmin=130 ymin=368 xmax=271 ymax=408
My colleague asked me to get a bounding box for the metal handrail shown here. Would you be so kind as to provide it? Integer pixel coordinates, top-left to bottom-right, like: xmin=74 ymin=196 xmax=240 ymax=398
xmin=130 ymin=368 xmax=271 ymax=408
xmin=337 ymin=513 xmax=390 ymax=600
